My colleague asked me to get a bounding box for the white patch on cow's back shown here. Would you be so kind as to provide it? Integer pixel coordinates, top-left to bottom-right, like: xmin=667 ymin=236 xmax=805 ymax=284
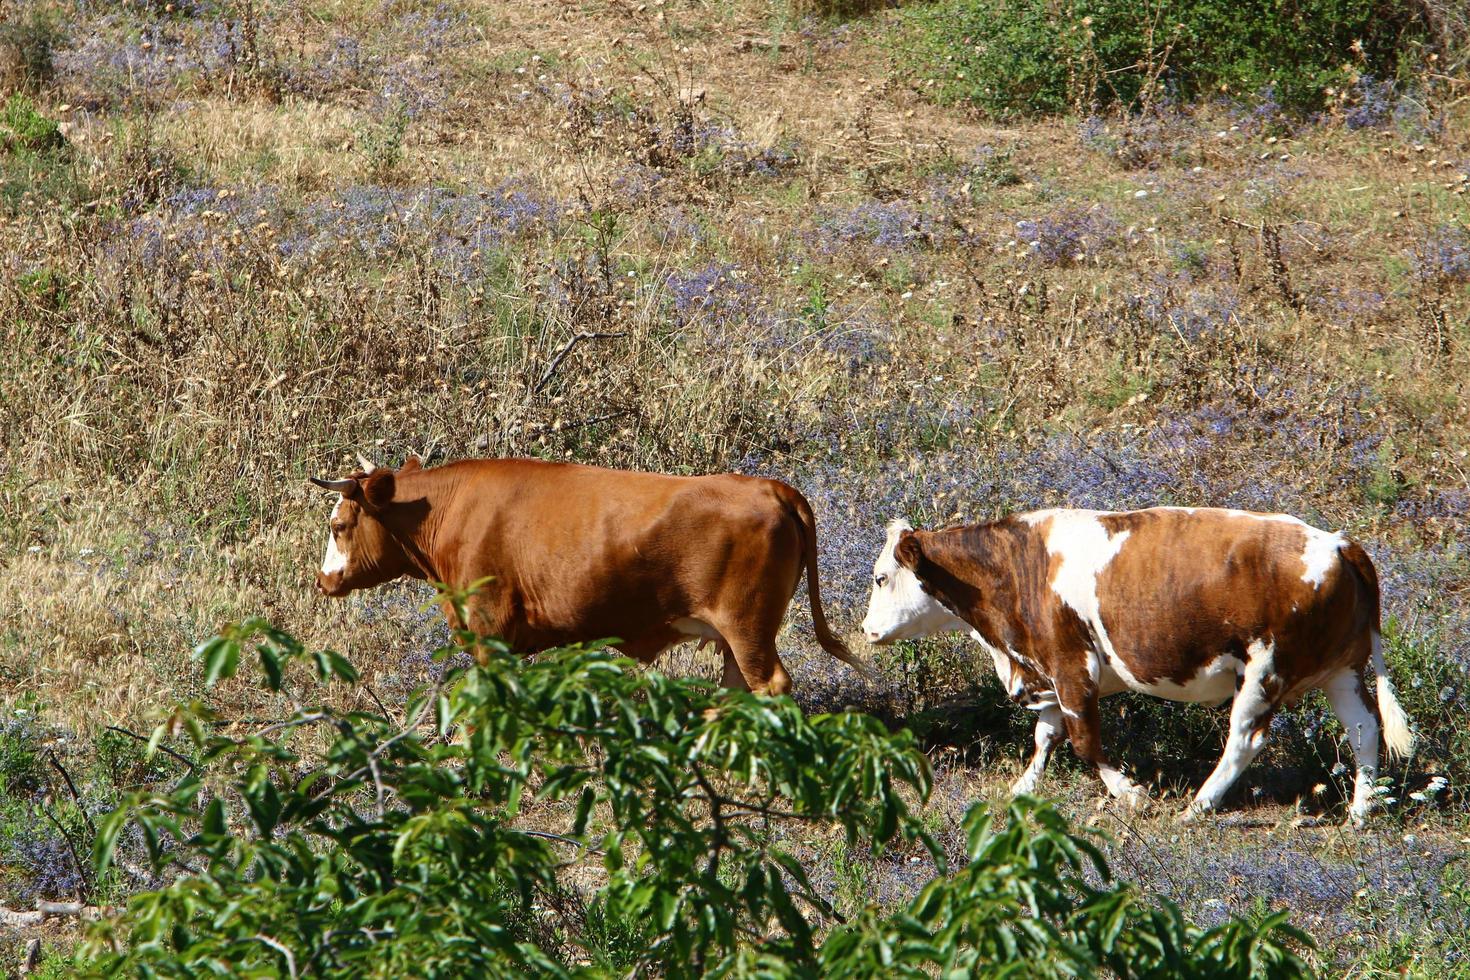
xmin=1037 ymin=511 xmax=1129 ymax=663
xmin=1101 ymin=506 xmax=1348 ymax=590
xmin=1219 ymin=510 xmax=1344 ymax=588
xmin=321 ymin=498 xmax=348 ymax=575
xmin=1297 ymin=525 xmax=1345 ymax=589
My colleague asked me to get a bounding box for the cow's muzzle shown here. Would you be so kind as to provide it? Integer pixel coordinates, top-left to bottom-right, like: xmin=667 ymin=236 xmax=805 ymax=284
xmin=315 ymin=572 xmax=348 ymax=597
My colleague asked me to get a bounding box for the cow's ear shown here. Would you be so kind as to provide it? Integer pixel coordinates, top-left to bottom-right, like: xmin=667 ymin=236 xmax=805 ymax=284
xmin=894 ymin=530 xmax=923 ymax=570
xmin=361 ymin=470 xmax=396 ymax=508
xmin=400 ymin=454 xmax=424 ymax=474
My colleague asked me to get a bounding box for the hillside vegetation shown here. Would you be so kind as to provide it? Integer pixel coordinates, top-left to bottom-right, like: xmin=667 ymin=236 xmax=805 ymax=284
xmin=1 ymin=0 xmax=1468 ymax=973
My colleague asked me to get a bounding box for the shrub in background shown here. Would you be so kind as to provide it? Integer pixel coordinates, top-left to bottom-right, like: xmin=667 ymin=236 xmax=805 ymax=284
xmin=78 ymin=598 xmax=1310 ymax=977
xmin=0 ymin=93 xmax=63 ymax=154
xmin=890 ymin=0 xmax=1431 ymax=118
xmin=0 ymin=6 xmax=63 ymax=92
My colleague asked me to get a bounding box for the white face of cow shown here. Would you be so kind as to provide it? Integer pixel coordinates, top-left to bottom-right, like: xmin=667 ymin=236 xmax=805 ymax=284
xmin=321 ymin=498 xmax=349 ymax=575
xmin=862 ymin=519 xmax=964 ymax=644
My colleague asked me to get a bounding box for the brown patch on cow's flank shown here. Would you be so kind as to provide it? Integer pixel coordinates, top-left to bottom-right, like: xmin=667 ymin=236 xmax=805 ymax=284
xmin=1093 ymin=510 xmax=1363 ymax=691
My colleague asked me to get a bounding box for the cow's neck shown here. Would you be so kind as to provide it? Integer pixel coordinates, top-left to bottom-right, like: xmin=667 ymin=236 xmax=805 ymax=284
xmin=389 ymin=517 xmax=441 ymax=582
xmin=370 ymin=478 xmax=444 ymax=584
xmin=918 ymin=521 xmax=1038 ymax=651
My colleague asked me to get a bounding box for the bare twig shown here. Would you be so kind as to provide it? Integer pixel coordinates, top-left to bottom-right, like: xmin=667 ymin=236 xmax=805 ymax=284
xmin=104 ymin=725 xmax=195 ymax=769
xmin=255 ymin=933 xmax=300 ymax=979
xmin=48 ymin=751 xmax=96 ymax=836
xmin=366 ymin=753 xmax=386 ymax=818
xmin=359 ymin=682 xmax=395 ymax=723
xmin=513 ymin=828 xmax=605 ymax=854
xmin=534 ymin=331 xmax=627 ymax=394
xmin=254 ymin=711 xmax=330 ymax=738
xmin=38 ymin=804 xmax=92 ymax=904
xmin=557 ymin=410 xmax=631 ymax=433
xmin=0 ymin=902 xmax=107 ymax=929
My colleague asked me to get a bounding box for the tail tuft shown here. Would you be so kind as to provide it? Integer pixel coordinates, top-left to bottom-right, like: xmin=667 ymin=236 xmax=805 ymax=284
xmin=830 ymin=642 xmax=874 ymax=680
xmin=1371 ymin=634 xmax=1415 ymax=761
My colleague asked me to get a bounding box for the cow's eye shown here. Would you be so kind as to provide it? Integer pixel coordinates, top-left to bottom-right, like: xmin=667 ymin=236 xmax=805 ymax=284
xmin=874 ymin=574 xmax=888 ymax=588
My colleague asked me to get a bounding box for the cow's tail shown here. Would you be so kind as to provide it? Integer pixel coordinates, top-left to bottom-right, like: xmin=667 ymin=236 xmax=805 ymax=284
xmin=1341 ymin=541 xmax=1414 ymax=761
xmin=779 ymin=486 xmax=871 ymax=679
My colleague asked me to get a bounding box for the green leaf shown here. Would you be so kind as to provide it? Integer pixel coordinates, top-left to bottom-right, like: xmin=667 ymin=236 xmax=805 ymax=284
xmin=198 ymin=636 xmax=241 ymax=687
xmin=572 ymin=785 xmax=595 ymax=837
xmin=201 ymin=797 xmax=226 ymax=839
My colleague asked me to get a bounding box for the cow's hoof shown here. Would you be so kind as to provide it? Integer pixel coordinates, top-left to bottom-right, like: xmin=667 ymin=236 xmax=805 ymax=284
xmin=1345 ymin=807 xmax=1371 ymax=829
xmin=1010 ymin=777 xmax=1039 ymax=797
xmin=1110 ymin=785 xmax=1149 ymax=811
xmin=1178 ymin=802 xmax=1212 ymax=825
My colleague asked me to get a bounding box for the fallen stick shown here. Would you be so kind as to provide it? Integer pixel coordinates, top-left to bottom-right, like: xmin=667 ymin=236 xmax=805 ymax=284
xmin=0 ymin=902 xmax=107 ymax=928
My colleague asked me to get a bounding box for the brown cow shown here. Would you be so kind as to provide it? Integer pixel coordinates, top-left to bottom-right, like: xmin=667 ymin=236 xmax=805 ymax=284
xmin=309 ymin=455 xmax=866 ymax=694
xmin=861 ymin=507 xmax=1413 ymax=823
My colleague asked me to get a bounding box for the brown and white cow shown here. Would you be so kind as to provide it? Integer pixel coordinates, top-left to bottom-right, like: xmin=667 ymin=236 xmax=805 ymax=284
xmin=861 ymin=507 xmax=1413 ymax=822
xmin=310 ymin=455 xmax=866 ymax=695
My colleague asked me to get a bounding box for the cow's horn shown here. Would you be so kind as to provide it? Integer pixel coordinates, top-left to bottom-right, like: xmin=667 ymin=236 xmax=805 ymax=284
xmin=356 ymin=453 xmax=378 ymax=474
xmin=310 ymin=477 xmax=358 ymax=493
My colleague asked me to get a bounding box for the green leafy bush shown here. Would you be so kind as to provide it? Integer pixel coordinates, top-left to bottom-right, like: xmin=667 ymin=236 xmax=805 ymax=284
xmin=890 ymin=0 xmax=1430 ymax=118
xmin=0 ymin=713 xmax=46 ymax=797
xmin=0 ymin=93 xmax=77 ymax=214
xmin=77 ymin=597 xmax=1312 ymax=977
xmin=1 ymin=93 xmax=63 ymax=153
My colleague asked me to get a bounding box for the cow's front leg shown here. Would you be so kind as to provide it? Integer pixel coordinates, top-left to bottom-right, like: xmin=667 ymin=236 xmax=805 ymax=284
xmin=1010 ymin=702 xmax=1064 ymax=796
xmin=1058 ymin=683 xmax=1147 ymax=806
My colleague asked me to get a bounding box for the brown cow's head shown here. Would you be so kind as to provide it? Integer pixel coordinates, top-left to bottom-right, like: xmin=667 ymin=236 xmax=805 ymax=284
xmin=309 ymin=455 xmax=422 ymax=597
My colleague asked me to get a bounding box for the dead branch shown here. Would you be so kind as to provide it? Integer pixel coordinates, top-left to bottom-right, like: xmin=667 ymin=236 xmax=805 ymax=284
xmin=48 ymin=752 xmax=95 ymax=837
xmin=534 ymin=331 xmax=627 ymax=394
xmin=0 ymin=902 xmax=107 ymax=929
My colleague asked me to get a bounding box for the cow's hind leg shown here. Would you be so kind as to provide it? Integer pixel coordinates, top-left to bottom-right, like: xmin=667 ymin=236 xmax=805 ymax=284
xmin=707 ymin=566 xmax=798 ymax=697
xmin=1187 ymin=647 xmax=1280 ymax=820
xmin=709 ymin=619 xmax=792 ymax=696
xmin=1322 ymin=667 xmax=1381 ymax=825
xmin=1011 ymin=703 xmax=1065 ymax=796
xmin=719 ymin=644 xmax=749 ymax=691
